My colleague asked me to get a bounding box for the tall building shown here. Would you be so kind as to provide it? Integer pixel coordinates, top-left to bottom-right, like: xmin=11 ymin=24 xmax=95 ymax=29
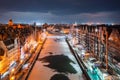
xmin=8 ymin=19 xmax=13 ymax=26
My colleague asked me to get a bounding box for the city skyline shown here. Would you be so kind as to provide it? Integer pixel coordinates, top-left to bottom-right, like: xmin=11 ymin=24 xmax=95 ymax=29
xmin=0 ymin=0 xmax=120 ymax=24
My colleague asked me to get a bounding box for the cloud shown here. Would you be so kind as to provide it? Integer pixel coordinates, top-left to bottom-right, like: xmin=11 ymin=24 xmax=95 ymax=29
xmin=0 ymin=11 xmax=58 ymax=23
xmin=68 ymin=11 xmax=120 ymax=23
xmin=0 ymin=0 xmax=120 ymax=16
xmin=0 ymin=11 xmax=120 ymax=24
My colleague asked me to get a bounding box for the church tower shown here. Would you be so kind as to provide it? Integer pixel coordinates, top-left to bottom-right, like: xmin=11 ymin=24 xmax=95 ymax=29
xmin=8 ymin=19 xmax=13 ymax=26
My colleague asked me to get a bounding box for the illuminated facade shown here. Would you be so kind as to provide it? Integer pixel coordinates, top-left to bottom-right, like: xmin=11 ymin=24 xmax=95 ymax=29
xmin=74 ymin=25 xmax=120 ymax=79
xmin=0 ymin=38 xmax=20 ymax=76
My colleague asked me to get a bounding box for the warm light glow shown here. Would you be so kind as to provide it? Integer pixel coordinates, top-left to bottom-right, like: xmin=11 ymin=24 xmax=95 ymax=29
xmin=20 ymin=60 xmax=23 ymax=63
xmin=10 ymin=76 xmax=15 ymax=80
xmin=25 ymin=54 xmax=29 ymax=58
xmin=11 ymin=68 xmax=15 ymax=73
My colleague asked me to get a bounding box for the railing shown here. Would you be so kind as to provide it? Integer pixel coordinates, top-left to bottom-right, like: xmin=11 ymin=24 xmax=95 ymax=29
xmin=66 ymin=39 xmax=91 ymax=80
xmin=109 ymin=62 xmax=120 ymax=75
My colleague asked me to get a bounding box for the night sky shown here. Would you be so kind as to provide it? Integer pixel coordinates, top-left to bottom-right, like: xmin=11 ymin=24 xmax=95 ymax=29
xmin=0 ymin=0 xmax=120 ymax=24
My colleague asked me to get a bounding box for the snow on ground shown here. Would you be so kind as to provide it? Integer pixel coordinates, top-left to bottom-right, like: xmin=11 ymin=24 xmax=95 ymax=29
xmin=28 ymin=35 xmax=86 ymax=80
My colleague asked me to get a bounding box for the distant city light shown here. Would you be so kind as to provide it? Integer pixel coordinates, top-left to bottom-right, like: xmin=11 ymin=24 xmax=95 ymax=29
xmin=36 ymin=22 xmax=43 ymax=26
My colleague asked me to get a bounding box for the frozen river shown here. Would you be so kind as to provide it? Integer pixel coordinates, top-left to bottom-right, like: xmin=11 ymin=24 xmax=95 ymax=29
xmin=28 ymin=34 xmax=86 ymax=80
